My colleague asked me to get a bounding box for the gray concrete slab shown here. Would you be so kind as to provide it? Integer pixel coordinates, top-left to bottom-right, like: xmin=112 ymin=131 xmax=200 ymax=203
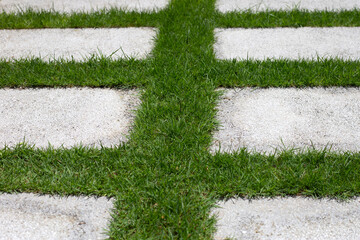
xmin=0 ymin=28 xmax=156 ymax=61
xmin=0 ymin=193 xmax=114 ymax=240
xmin=0 ymin=88 xmax=140 ymax=149
xmin=211 ymin=88 xmax=360 ymax=154
xmin=216 ymin=0 xmax=360 ymax=13
xmin=214 ymin=27 xmax=360 ymax=60
xmin=0 ymin=0 xmax=169 ymax=13
xmin=212 ymin=197 xmax=360 ymax=240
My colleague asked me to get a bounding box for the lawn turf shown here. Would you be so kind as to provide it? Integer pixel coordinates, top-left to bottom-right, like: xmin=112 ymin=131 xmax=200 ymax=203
xmin=1 ymin=1 xmax=360 ymax=239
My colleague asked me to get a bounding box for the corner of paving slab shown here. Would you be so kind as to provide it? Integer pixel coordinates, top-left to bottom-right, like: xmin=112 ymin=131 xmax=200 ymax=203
xmin=0 ymin=193 xmax=115 ymax=240
xmin=211 ymin=196 xmax=360 ymax=240
xmin=211 ymin=87 xmax=360 ymax=154
xmin=0 ymin=28 xmax=157 ymax=61
xmin=0 ymin=88 xmax=141 ymax=149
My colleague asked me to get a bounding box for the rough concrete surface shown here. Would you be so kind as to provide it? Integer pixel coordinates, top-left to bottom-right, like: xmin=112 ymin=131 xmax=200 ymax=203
xmin=0 ymin=28 xmax=156 ymax=61
xmin=0 ymin=193 xmax=114 ymax=240
xmin=214 ymin=27 xmax=360 ymax=60
xmin=216 ymin=0 xmax=360 ymax=12
xmin=212 ymin=197 xmax=360 ymax=240
xmin=0 ymin=0 xmax=169 ymax=13
xmin=0 ymin=88 xmax=140 ymax=149
xmin=211 ymin=88 xmax=360 ymax=154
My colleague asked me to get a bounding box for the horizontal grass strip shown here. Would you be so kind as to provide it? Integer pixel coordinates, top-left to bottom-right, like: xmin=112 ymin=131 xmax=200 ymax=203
xmin=207 ymin=149 xmax=360 ymax=199
xmin=0 ymin=59 xmax=150 ymax=88
xmin=0 ymin=144 xmax=127 ymax=196
xmin=216 ymin=10 xmax=360 ymax=28
xmin=0 ymin=9 xmax=160 ymax=29
xmin=210 ymin=60 xmax=360 ymax=87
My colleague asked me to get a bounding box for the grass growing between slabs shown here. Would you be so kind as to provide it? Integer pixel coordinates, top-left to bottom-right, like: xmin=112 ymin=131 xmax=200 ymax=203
xmin=208 ymin=149 xmax=360 ymax=199
xmin=0 ymin=9 xmax=161 ymax=29
xmin=0 ymin=58 xmax=150 ymax=88
xmin=211 ymin=59 xmax=360 ymax=87
xmin=216 ymin=9 xmax=360 ymax=28
xmin=0 ymin=144 xmax=128 ymax=196
xmin=1 ymin=58 xmax=359 ymax=89
xmin=1 ymin=0 xmax=360 ymax=239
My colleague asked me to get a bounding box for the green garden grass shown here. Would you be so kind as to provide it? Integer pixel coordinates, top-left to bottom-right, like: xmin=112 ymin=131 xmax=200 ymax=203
xmin=0 ymin=58 xmax=150 ymax=88
xmin=0 ymin=8 xmax=160 ymax=29
xmin=209 ymin=149 xmax=360 ymax=200
xmin=212 ymin=59 xmax=360 ymax=87
xmin=1 ymin=1 xmax=360 ymax=239
xmin=216 ymin=9 xmax=360 ymax=28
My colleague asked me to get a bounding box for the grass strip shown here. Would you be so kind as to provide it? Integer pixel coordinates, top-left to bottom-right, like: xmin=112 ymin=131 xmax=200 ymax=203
xmin=216 ymin=9 xmax=360 ymax=28
xmin=1 ymin=59 xmax=359 ymax=88
xmin=207 ymin=150 xmax=360 ymax=200
xmin=0 ymin=58 xmax=149 ymax=88
xmin=106 ymin=0 xmax=220 ymax=237
xmin=0 ymin=9 xmax=160 ymax=29
xmin=0 ymin=144 xmax=127 ymax=196
xmin=211 ymin=59 xmax=360 ymax=87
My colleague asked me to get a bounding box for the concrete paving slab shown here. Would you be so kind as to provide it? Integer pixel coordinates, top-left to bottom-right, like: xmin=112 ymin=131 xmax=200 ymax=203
xmin=0 ymin=88 xmax=140 ymax=149
xmin=214 ymin=27 xmax=360 ymax=60
xmin=216 ymin=0 xmax=360 ymax=13
xmin=0 ymin=0 xmax=169 ymax=13
xmin=0 ymin=193 xmax=114 ymax=240
xmin=211 ymin=197 xmax=360 ymax=240
xmin=0 ymin=28 xmax=156 ymax=61
xmin=211 ymin=88 xmax=360 ymax=154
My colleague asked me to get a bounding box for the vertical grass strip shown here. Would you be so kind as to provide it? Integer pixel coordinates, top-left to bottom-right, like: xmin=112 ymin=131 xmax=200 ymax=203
xmin=107 ymin=0 xmax=219 ymax=238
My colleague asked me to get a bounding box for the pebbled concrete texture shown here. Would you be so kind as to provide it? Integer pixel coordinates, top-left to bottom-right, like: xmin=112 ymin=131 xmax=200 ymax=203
xmin=0 ymin=28 xmax=156 ymax=61
xmin=0 ymin=0 xmax=169 ymax=13
xmin=211 ymin=88 xmax=360 ymax=154
xmin=214 ymin=27 xmax=360 ymax=60
xmin=0 ymin=88 xmax=140 ymax=149
xmin=0 ymin=193 xmax=114 ymax=240
xmin=216 ymin=0 xmax=360 ymax=12
xmin=211 ymin=197 xmax=360 ymax=240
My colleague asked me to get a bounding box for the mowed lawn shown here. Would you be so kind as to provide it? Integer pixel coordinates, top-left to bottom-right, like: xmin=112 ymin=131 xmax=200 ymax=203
xmin=1 ymin=0 xmax=360 ymax=239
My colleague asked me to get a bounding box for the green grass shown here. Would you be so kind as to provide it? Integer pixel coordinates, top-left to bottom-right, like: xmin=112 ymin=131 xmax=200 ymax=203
xmin=0 ymin=9 xmax=160 ymax=29
xmin=212 ymin=59 xmax=360 ymax=87
xmin=209 ymin=149 xmax=360 ymax=199
xmin=2 ymin=58 xmax=359 ymax=88
xmin=1 ymin=1 xmax=360 ymax=239
xmin=216 ymin=9 xmax=360 ymax=28
xmin=0 ymin=144 xmax=127 ymax=196
xmin=0 ymin=58 xmax=150 ymax=88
